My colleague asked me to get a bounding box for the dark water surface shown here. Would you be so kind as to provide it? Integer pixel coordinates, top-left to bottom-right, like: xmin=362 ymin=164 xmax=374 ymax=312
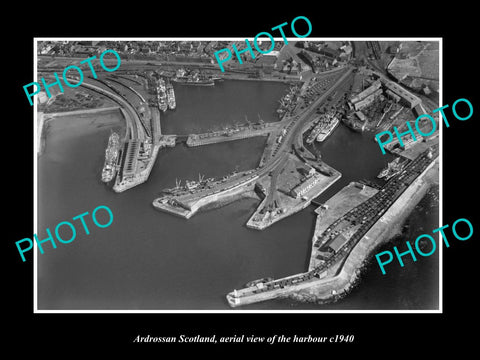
xmin=37 ymin=80 xmax=439 ymax=310
xmin=161 ymin=80 xmax=288 ymax=134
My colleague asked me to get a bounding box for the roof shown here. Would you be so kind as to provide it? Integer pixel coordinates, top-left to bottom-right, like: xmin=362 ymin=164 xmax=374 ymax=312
xmin=381 ymin=79 xmax=421 ymax=106
xmin=319 ymin=47 xmax=340 ymax=58
xmin=328 ymin=234 xmax=348 ymax=252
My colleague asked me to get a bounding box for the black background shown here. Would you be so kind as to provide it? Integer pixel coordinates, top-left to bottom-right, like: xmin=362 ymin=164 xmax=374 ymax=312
xmin=5 ymin=4 xmax=478 ymax=354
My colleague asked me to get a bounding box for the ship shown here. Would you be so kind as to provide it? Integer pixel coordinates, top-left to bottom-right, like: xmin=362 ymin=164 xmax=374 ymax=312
xmin=172 ymin=68 xmax=215 ymax=86
xmin=244 ymin=277 xmax=274 ymax=288
xmin=157 ymin=78 xmax=168 ymax=112
xmin=173 ymin=75 xmax=215 ymax=86
xmin=166 ymin=81 xmax=176 ymax=110
xmin=306 ymin=120 xmax=323 ymax=144
xmin=306 ymin=110 xmax=339 ymax=144
xmin=101 ymin=132 xmax=120 ymax=183
xmin=377 ymin=157 xmax=408 ymax=180
xmin=316 ymin=115 xmax=340 ymax=142
xmin=342 ymin=115 xmax=363 ymax=133
xmin=162 ymin=174 xmax=216 ymax=195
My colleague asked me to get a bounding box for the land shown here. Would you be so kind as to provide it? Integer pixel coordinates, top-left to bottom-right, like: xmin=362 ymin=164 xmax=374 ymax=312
xmin=37 ymin=40 xmax=440 ymax=309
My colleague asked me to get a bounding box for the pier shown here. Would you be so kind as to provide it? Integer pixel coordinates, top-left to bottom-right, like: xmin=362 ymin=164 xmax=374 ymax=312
xmin=35 ymin=42 xmax=441 ymax=311
xmin=153 ymin=67 xmax=354 ymax=231
xmin=153 ymin=173 xmax=259 ymax=219
xmin=227 ymin=145 xmax=438 ymax=307
xmin=185 ymin=123 xmax=282 ymax=147
xmin=70 ymin=74 xmax=164 ymax=193
xmin=246 ymin=158 xmax=341 ymax=230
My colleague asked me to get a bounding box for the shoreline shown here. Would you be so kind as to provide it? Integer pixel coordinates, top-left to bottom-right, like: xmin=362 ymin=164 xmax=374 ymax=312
xmin=287 ymin=159 xmax=439 ymax=305
xmin=38 ymin=107 xmax=126 ymax=165
xmin=37 ymin=112 xmax=46 ymax=155
xmin=41 ymin=106 xmax=121 ymax=118
xmin=40 ymin=107 xmax=125 ymax=137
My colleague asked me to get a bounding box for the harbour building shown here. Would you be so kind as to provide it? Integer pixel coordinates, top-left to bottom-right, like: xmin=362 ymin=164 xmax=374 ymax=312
xmin=290 ymin=173 xmax=321 ymax=199
xmin=380 ymin=78 xmax=421 ymax=109
xmin=122 ymin=140 xmax=140 ymax=179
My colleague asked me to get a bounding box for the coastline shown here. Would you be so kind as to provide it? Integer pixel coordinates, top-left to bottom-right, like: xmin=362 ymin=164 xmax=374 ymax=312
xmin=40 ymin=107 xmax=124 ymax=133
xmin=37 ymin=112 xmax=46 ymax=155
xmin=35 ymin=54 xmax=440 ymax=309
xmin=286 ymin=158 xmax=439 ymax=305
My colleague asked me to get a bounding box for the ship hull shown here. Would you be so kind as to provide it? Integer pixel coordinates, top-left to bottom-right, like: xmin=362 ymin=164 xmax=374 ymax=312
xmin=101 ymin=132 xmax=120 ymax=183
xmin=316 ymin=118 xmax=340 ymax=142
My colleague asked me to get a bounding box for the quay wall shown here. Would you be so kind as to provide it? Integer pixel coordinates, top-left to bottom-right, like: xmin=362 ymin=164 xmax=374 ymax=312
xmin=154 ymin=176 xmax=259 ymax=219
xmin=286 ymin=159 xmax=439 ymax=304
xmin=229 ymin=159 xmax=438 ymax=307
xmin=38 ymin=112 xmax=46 ymax=155
xmin=152 ymin=202 xmax=195 ymax=219
xmin=186 ymin=132 xmax=269 ymax=147
xmin=187 ymin=176 xmax=259 ymax=214
xmin=112 ymin=144 xmax=161 ymax=193
xmin=246 ymin=167 xmax=341 ymax=231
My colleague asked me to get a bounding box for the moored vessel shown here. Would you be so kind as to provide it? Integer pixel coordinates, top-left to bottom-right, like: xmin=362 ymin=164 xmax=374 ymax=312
xmin=166 ymin=81 xmax=176 ymax=110
xmin=101 ymin=132 xmax=120 ymax=183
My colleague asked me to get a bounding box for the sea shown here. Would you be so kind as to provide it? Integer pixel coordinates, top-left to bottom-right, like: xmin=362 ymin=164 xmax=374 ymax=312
xmin=37 ymin=79 xmax=439 ymax=310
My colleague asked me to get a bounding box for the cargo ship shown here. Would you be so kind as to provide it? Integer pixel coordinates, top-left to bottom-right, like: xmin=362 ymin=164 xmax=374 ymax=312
xmin=166 ymin=81 xmax=176 ymax=110
xmin=173 ymin=68 xmax=215 ymax=86
xmin=377 ymin=157 xmax=409 ymax=180
xmin=101 ymin=132 xmax=120 ymax=183
xmin=157 ymin=78 xmax=168 ymax=112
xmin=277 ymin=84 xmax=300 ymax=117
xmin=161 ymin=175 xmax=217 ymax=196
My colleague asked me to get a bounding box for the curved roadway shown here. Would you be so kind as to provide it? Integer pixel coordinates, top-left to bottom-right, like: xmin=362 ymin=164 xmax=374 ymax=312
xmin=69 ymin=77 xmax=146 ymax=141
xmin=259 ymin=67 xmax=354 ymax=206
xmin=167 ymin=67 xmax=354 ymax=203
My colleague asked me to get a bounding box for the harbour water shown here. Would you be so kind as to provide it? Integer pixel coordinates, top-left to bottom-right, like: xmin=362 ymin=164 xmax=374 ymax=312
xmin=37 ymin=80 xmax=439 ymax=310
xmin=161 ymin=79 xmax=289 ymax=134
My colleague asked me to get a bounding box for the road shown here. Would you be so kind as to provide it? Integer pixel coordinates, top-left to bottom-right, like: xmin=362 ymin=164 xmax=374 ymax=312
xmin=62 ymin=63 xmax=354 ymax=204
xmin=265 ymin=67 xmax=354 ymax=172
xmin=72 ymin=77 xmax=146 ymax=140
xmin=171 ymin=66 xmax=355 ymax=204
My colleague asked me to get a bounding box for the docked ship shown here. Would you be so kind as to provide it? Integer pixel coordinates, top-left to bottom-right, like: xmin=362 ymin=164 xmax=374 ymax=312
xmin=316 ymin=115 xmax=340 ymax=142
xmin=166 ymin=81 xmax=176 ymax=110
xmin=101 ymin=132 xmax=120 ymax=183
xmin=157 ymin=78 xmax=168 ymax=112
xmin=377 ymin=157 xmax=408 ymax=180
xmin=342 ymin=115 xmax=363 ymax=133
xmin=306 ymin=110 xmax=339 ymax=144
xmin=161 ymin=175 xmax=216 ymax=196
xmin=306 ymin=120 xmax=323 ymax=144
xmin=244 ymin=277 xmax=274 ymax=288
xmin=173 ymin=68 xmax=215 ymax=86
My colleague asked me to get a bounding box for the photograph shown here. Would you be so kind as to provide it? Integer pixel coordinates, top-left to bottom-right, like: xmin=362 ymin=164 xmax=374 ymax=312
xmin=7 ymin=8 xmax=478 ymax=352
xmin=33 ymin=38 xmax=440 ymax=311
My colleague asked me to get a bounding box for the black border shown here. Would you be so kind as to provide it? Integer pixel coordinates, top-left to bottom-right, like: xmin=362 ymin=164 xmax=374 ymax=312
xmin=6 ymin=6 xmax=479 ymax=352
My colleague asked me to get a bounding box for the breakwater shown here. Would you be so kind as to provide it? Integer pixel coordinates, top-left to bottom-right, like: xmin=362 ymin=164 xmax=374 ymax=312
xmin=287 ymin=158 xmax=438 ymax=304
